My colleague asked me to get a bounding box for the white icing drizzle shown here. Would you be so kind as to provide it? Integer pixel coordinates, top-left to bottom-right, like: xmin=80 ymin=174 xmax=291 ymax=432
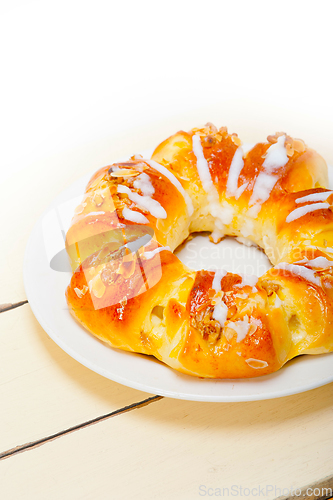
xmin=248 ymin=173 xmax=279 ymax=218
xmin=210 ymin=229 xmax=224 ymax=243
xmin=234 ymin=181 xmax=249 ymax=200
xmin=211 ymin=269 xmax=228 ymax=328
xmin=212 ymin=300 xmax=229 ymax=328
xmin=248 ymin=135 xmax=288 ymax=217
xmin=82 ymin=211 xmax=106 ymax=217
xmin=192 ymin=134 xmax=213 ymax=192
xmin=117 ymin=185 xmax=167 ymax=219
xmin=192 ymin=134 xmax=233 ymax=236
xmin=212 ymin=269 xmax=227 ymax=292
xmin=296 ymin=256 xmax=333 ymax=268
xmin=226 ymin=147 xmax=244 ymax=197
xmin=245 ymin=358 xmax=268 ymax=369
xmin=122 ymin=207 xmax=149 ymax=224
xmin=286 ymin=202 xmax=329 ymax=223
xmin=263 ymin=135 xmax=289 ymax=170
xmin=228 ymin=315 xmax=250 ymax=343
xmin=295 ymin=191 xmax=333 ymax=204
xmin=146 ymin=159 xmax=194 ymax=216
xmin=133 ymin=172 xmax=155 ymax=197
xmin=274 ymin=262 xmax=321 ymax=286
xmin=143 ymin=246 xmax=171 ymax=260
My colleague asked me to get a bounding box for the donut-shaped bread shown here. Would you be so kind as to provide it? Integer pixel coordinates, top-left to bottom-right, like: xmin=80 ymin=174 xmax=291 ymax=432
xmin=65 ymin=124 xmax=333 ymax=378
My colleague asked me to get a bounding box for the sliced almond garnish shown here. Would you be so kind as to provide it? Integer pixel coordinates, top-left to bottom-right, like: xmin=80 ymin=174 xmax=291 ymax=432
xmin=248 ymin=323 xmax=258 ymax=335
xmin=110 ymin=169 xmax=140 ymax=178
xmin=267 ymin=132 xmax=286 ymax=144
xmin=204 ymin=122 xmax=218 ymax=133
xmin=231 ymin=134 xmax=242 ymax=146
xmin=74 ymin=285 xmax=88 ymax=298
xmin=285 ymin=141 xmax=294 ymax=157
xmin=293 ymin=138 xmax=306 ymax=154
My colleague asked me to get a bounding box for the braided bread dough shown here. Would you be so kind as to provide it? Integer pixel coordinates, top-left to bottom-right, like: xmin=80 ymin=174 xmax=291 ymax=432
xmin=65 ymin=124 xmax=333 ymax=378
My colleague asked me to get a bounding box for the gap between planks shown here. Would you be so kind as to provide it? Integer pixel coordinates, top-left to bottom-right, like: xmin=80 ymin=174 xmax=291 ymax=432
xmin=0 ymin=395 xmax=163 ymax=461
xmin=274 ymin=474 xmax=333 ymax=500
xmin=0 ymin=300 xmax=28 ymax=314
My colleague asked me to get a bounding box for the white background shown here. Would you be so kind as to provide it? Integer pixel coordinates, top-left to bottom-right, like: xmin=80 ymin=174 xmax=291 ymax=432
xmin=1 ymin=0 xmax=333 ymax=184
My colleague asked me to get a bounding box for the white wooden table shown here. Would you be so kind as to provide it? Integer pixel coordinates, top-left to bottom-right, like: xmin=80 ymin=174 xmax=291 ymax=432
xmin=1 ymin=2 xmax=333 ymax=497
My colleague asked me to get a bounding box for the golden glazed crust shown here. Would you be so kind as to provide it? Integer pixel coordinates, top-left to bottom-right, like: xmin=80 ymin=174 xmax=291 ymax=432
xmin=65 ymin=124 xmax=333 ymax=378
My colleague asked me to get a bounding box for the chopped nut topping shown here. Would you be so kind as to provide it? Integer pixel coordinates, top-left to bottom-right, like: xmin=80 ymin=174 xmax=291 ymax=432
xmin=190 ymin=305 xmax=222 ymax=345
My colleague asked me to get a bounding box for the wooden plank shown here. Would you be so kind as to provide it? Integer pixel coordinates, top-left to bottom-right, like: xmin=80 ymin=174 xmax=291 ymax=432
xmin=0 ymin=304 xmax=154 ymax=452
xmin=0 ymin=387 xmax=332 ymax=500
xmin=0 ymin=395 xmax=163 ymax=460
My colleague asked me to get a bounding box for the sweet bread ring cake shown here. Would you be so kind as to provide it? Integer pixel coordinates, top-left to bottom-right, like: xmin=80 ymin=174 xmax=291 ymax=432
xmin=65 ymin=124 xmax=333 ymax=378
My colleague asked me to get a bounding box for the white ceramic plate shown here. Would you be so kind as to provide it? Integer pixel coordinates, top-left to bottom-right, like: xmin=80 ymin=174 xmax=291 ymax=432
xmin=23 ymin=152 xmax=333 ymax=402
